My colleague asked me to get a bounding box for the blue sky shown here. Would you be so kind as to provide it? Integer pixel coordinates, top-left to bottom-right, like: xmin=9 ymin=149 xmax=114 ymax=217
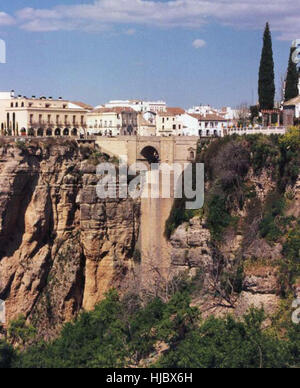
xmin=0 ymin=0 xmax=298 ymax=108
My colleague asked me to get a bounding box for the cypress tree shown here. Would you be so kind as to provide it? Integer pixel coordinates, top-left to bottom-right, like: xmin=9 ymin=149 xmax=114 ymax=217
xmin=285 ymin=47 xmax=299 ymax=102
xmin=258 ymin=23 xmax=275 ymax=110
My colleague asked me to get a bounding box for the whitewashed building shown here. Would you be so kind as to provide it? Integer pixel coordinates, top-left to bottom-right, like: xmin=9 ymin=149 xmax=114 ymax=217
xmin=189 ymin=113 xmax=229 ymax=137
xmin=103 ymin=99 xmax=167 ymax=113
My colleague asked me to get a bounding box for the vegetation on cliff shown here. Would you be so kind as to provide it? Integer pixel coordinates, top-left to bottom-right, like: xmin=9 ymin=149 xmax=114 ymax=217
xmin=166 ymin=129 xmax=299 ymax=240
xmin=165 ymin=129 xmax=300 ymax=322
xmin=1 ymin=289 xmax=299 ymax=368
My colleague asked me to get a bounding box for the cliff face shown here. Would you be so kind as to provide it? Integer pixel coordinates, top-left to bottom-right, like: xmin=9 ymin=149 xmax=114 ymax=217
xmin=168 ymin=137 xmax=300 ymax=320
xmin=0 ymin=139 xmax=140 ymax=338
xmin=0 ymin=135 xmax=299 ymax=339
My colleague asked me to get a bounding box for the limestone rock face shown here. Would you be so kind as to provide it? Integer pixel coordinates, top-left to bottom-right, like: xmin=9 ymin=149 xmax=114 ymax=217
xmin=170 ymin=218 xmax=212 ymax=270
xmin=0 ymin=140 xmax=140 ymax=338
xmin=169 ymin=168 xmax=300 ymax=320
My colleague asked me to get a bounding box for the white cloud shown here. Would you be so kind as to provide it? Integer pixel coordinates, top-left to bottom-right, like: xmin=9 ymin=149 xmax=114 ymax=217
xmin=10 ymin=0 xmax=300 ymax=41
xmin=0 ymin=12 xmax=15 ymax=26
xmin=193 ymin=39 xmax=206 ymax=49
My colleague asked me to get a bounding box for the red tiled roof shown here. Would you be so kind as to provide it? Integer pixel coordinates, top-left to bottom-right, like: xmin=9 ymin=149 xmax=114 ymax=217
xmin=190 ymin=113 xmax=228 ymax=121
xmin=158 ymin=107 xmax=185 ymax=116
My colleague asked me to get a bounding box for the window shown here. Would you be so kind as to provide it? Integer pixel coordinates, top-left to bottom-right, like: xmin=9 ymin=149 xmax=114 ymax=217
xmin=65 ymin=115 xmax=68 ymax=124
xmin=39 ymin=114 xmax=42 ymax=124
xmin=73 ymin=116 xmax=76 ymax=124
xmin=63 ymin=104 xmax=67 ymax=109
xmin=21 ymin=102 xmax=24 ymax=107
xmin=48 ymin=115 xmax=51 ymax=124
xmin=15 ymin=103 xmax=18 ymax=108
xmin=46 ymin=104 xmax=51 ymax=108
xmin=10 ymin=102 xmax=13 ymax=108
xmin=30 ymin=114 xmax=33 ymax=124
xmin=81 ymin=116 xmax=84 ymax=125
xmin=56 ymin=115 xmax=60 ymax=124
xmin=173 ymin=125 xmax=176 ymax=130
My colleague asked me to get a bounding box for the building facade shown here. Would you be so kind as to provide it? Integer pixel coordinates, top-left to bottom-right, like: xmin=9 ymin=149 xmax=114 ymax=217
xmin=156 ymin=108 xmax=185 ymax=136
xmin=190 ymin=113 xmax=229 ymax=137
xmin=87 ymin=107 xmax=138 ymax=136
xmin=103 ymin=99 xmax=167 ymax=113
xmin=0 ymin=92 xmax=91 ymax=137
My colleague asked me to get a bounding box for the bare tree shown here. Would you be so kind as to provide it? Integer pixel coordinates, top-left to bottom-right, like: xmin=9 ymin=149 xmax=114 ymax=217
xmin=236 ymin=103 xmax=250 ymax=127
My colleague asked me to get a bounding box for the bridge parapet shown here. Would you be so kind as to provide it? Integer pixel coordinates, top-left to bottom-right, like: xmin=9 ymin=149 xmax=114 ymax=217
xmin=94 ymin=136 xmax=199 ymax=166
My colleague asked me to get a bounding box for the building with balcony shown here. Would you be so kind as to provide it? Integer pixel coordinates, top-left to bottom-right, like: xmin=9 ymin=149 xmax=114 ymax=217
xmin=87 ymin=107 xmax=138 ymax=136
xmin=0 ymin=91 xmax=92 ymax=137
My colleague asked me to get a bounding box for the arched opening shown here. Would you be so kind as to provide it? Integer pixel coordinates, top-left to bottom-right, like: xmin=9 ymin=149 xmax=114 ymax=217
xmin=20 ymin=127 xmax=27 ymax=136
xmin=189 ymin=150 xmax=195 ymax=160
xmin=55 ymin=128 xmax=61 ymax=136
xmin=140 ymin=146 xmax=160 ymax=164
xmin=37 ymin=128 xmax=44 ymax=137
xmin=28 ymin=128 xmax=35 ymax=137
xmin=63 ymin=128 xmax=69 ymax=136
xmin=71 ymin=128 xmax=77 ymax=137
xmin=46 ymin=128 xmax=52 ymax=136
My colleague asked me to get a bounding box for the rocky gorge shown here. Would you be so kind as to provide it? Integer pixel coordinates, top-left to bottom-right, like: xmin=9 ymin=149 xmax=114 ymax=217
xmin=0 ymin=133 xmax=299 ymax=340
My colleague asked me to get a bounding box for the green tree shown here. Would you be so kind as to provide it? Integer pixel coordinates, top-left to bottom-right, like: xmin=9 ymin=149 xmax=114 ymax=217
xmin=258 ymin=23 xmax=275 ymax=110
xmin=285 ymin=48 xmax=299 ymax=102
xmin=8 ymin=315 xmax=37 ymax=349
xmin=157 ymin=309 xmax=292 ymax=368
xmin=0 ymin=340 xmax=15 ymax=368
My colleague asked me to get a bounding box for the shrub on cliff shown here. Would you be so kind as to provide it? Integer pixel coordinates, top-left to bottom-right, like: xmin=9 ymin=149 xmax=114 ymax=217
xmin=0 ymin=340 xmax=15 ymax=369
xmin=279 ymin=222 xmax=300 ymax=297
xmin=156 ymin=309 xmax=292 ymax=368
xmin=11 ymin=289 xmax=300 ymax=369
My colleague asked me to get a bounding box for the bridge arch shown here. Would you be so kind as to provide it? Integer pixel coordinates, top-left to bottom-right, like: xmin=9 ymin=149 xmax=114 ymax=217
xmin=140 ymin=146 xmax=160 ymax=164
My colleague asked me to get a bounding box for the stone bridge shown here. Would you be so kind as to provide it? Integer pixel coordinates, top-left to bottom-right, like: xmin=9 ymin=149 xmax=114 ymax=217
xmin=94 ymin=136 xmax=200 ymax=290
xmin=95 ymin=136 xmax=199 ymax=166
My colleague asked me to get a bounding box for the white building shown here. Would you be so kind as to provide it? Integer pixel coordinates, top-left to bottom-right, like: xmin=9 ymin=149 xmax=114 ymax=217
xmin=190 ymin=113 xmax=229 ymax=137
xmin=103 ymin=99 xmax=167 ymax=114
xmin=188 ymin=105 xmax=214 ymax=115
xmin=179 ymin=113 xmax=200 ymax=136
xmin=219 ymin=107 xmax=239 ymax=121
